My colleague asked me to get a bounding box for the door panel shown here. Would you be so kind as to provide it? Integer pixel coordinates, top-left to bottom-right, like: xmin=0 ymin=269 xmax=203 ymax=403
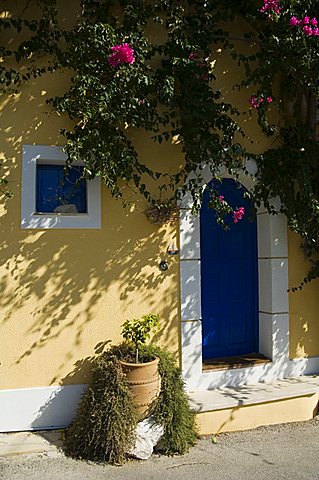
xmin=200 ymin=179 xmax=258 ymax=360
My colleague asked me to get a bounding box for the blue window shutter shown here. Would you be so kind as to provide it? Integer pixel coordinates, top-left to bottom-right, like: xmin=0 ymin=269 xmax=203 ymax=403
xmin=62 ymin=166 xmax=87 ymax=213
xmin=36 ymin=165 xmax=87 ymax=213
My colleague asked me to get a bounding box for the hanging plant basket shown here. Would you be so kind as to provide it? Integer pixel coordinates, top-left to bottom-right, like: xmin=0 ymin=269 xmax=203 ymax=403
xmin=144 ymin=204 xmax=179 ymax=225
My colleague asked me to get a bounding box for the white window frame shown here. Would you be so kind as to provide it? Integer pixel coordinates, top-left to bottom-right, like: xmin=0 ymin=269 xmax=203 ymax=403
xmin=21 ymin=145 xmax=101 ymax=229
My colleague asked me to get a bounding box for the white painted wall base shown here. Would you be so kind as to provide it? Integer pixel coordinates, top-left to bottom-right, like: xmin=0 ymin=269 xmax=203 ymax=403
xmin=1 ymin=360 xmax=319 ymax=432
xmin=0 ymin=385 xmax=86 ymax=432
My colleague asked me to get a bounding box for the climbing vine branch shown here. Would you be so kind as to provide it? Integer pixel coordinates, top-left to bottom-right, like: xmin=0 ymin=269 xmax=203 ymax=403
xmin=1 ymin=0 xmax=319 ymax=287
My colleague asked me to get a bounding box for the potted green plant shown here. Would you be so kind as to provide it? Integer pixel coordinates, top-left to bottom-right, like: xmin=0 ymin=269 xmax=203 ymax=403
xmin=120 ymin=314 xmax=160 ymax=417
xmin=121 ymin=314 xmax=159 ymax=363
xmin=63 ymin=314 xmax=198 ymax=464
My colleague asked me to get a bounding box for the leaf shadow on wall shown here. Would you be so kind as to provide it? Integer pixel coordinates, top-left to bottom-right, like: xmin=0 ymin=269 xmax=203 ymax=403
xmin=0 ymin=92 xmax=179 ymax=387
xmin=0 ymin=195 xmax=179 ymax=384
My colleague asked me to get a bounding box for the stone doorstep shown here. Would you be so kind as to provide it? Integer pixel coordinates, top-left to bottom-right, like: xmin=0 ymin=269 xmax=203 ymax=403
xmin=188 ymin=375 xmax=319 ymax=413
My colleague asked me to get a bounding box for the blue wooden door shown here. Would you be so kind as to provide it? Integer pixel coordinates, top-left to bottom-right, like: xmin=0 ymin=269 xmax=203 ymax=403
xmin=200 ymin=179 xmax=258 ymax=360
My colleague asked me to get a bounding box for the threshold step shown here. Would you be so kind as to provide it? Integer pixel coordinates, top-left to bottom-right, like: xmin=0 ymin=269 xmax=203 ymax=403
xmin=203 ymin=353 xmax=271 ymax=371
xmin=189 ymin=375 xmax=319 ymax=413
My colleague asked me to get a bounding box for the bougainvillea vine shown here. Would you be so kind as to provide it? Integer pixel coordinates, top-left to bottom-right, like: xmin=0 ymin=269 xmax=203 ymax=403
xmin=1 ymin=0 xmax=319 ymax=288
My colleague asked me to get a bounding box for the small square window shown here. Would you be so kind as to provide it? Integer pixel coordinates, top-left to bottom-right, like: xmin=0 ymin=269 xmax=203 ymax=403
xmin=21 ymin=145 xmax=101 ymax=229
xmin=36 ymin=164 xmax=87 ymax=214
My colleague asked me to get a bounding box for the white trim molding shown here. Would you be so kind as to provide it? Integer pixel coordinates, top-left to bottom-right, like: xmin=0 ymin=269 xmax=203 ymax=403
xmin=178 ymin=164 xmax=315 ymax=391
xmin=0 ymin=385 xmax=86 ymax=432
xmin=21 ymin=145 xmax=101 ymax=229
xmin=1 ymin=370 xmax=319 ymax=432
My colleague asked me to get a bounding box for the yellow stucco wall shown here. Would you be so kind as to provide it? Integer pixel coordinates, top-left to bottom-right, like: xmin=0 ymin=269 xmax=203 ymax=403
xmin=0 ymin=67 xmax=183 ymax=389
xmin=196 ymin=393 xmax=319 ymax=435
xmin=288 ymin=231 xmax=319 ymax=359
xmin=1 ymin=3 xmax=319 ymax=391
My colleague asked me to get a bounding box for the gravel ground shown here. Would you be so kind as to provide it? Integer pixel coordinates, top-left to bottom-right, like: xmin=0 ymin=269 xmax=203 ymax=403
xmin=1 ymin=418 xmax=319 ymax=480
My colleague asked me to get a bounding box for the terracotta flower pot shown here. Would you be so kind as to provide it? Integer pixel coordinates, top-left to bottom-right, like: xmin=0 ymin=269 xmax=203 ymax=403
xmin=120 ymin=358 xmax=160 ymax=417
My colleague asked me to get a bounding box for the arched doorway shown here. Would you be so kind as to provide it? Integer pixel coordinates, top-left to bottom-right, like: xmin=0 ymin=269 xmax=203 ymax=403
xmin=200 ymin=178 xmax=258 ymax=360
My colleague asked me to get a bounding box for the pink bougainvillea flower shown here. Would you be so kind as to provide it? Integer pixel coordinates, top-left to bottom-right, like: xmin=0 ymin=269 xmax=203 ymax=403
xmin=189 ymin=52 xmax=198 ymax=60
xmin=249 ymin=95 xmax=259 ymax=109
xmin=233 ymin=207 xmax=245 ymax=223
xmin=218 ymin=195 xmax=225 ymax=202
xmin=249 ymin=95 xmax=272 ymax=109
xmin=259 ymin=0 xmax=281 ymax=16
xmin=113 ymin=43 xmax=135 ymax=63
xmin=289 ymin=16 xmax=299 ymax=26
xmin=304 ymin=25 xmax=313 ymax=35
xmin=108 ymin=43 xmax=135 ymax=68
xmin=108 ymin=56 xmax=119 ymax=68
xmin=288 ymin=14 xmax=319 ymax=37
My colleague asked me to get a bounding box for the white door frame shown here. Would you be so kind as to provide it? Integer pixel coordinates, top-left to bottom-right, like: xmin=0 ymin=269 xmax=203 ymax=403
xmin=179 ymin=163 xmax=311 ymax=391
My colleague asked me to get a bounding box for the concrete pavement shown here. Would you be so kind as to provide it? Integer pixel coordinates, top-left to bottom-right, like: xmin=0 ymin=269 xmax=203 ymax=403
xmin=0 ymin=431 xmax=62 ymax=457
xmin=1 ymin=417 xmax=319 ymax=479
